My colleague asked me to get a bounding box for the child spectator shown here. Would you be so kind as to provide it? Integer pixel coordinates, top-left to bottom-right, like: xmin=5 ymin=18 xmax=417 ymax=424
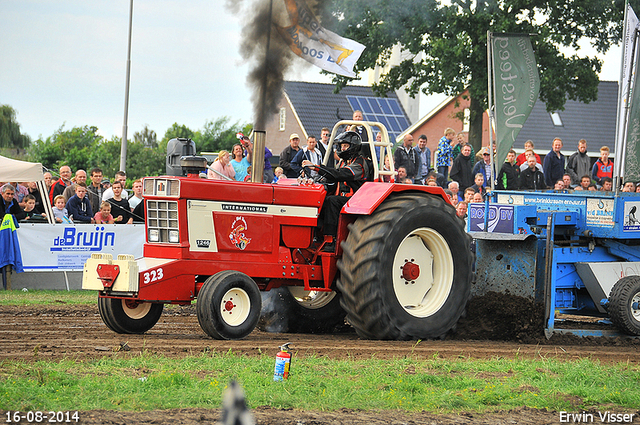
xmin=272 ymin=166 xmax=284 ymax=183
xmin=94 ymin=201 xmax=115 ymax=224
xmin=243 ymin=166 xmax=252 ymax=182
xmin=66 ymin=183 xmax=93 ymax=223
xmin=435 ymin=128 xmax=456 ymax=182
xmin=21 ymin=194 xmax=47 ymax=222
xmin=592 ymin=146 xmax=614 ymax=187
xmin=515 ymin=140 xmax=541 ymax=166
xmin=579 ymin=175 xmax=592 ymax=191
xmin=470 ymin=173 xmax=487 ymax=197
xmin=52 ymin=195 xmax=71 ymax=223
xmin=600 ymin=177 xmax=613 ymax=192
xmin=497 ymin=150 xmax=519 ymax=190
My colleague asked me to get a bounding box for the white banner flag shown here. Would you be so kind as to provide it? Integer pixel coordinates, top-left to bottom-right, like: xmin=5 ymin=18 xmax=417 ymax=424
xmin=275 ymin=0 xmax=365 ymax=78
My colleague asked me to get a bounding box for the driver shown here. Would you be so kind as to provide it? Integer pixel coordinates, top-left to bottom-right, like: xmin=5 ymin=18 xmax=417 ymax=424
xmin=302 ymin=131 xmax=371 ymax=251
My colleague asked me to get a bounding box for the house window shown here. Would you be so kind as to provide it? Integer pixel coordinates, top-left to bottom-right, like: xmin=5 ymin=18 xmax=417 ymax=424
xmin=550 ymin=112 xmax=563 ymax=126
xmin=279 ymin=108 xmax=286 ymax=131
xmin=463 ymin=108 xmax=470 ymax=132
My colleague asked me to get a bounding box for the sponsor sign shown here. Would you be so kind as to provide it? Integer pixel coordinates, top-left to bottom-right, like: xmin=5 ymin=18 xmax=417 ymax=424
xmin=623 ymin=201 xmax=640 ymax=231
xmin=468 ymin=204 xmax=514 ymax=233
xmin=17 ymin=224 xmax=144 ymax=271
xmin=586 ymin=198 xmax=615 ymax=228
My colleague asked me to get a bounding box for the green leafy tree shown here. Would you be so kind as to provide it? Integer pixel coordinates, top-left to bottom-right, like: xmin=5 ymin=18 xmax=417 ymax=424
xmin=133 ymin=125 xmax=158 ymax=149
xmin=90 ymin=136 xmax=122 ymax=178
xmin=125 ymin=140 xmax=166 ymax=179
xmin=28 ymin=125 xmax=103 ymax=172
xmin=161 ymin=123 xmax=196 ymax=145
xmin=194 ymin=117 xmax=253 ymax=153
xmin=0 ymin=105 xmax=31 ymax=149
xmin=327 ymin=0 xmax=625 ymax=151
xmin=90 ymin=136 xmax=164 ymax=181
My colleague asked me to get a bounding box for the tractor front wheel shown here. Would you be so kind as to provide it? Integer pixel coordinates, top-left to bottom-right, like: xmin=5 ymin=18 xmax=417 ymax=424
xmin=258 ymin=287 xmax=346 ymax=333
xmin=98 ymin=297 xmax=163 ymax=334
xmin=608 ymin=275 xmax=640 ymax=336
xmin=196 ymin=270 xmax=262 ymax=339
xmin=337 ymin=193 xmax=472 ymax=340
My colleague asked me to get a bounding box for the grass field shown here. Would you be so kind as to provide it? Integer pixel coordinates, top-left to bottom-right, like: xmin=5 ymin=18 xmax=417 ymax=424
xmin=0 ymin=290 xmax=95 ymax=306
xmin=1 ymin=353 xmax=638 ymax=413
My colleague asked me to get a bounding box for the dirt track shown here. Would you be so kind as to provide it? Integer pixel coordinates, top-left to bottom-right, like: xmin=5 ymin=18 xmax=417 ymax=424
xmin=1 ymin=302 xmax=639 ymax=424
xmin=1 ymin=304 xmax=640 ymax=364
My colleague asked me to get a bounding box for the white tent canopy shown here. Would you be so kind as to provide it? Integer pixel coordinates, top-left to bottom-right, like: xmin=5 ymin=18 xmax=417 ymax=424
xmin=1 ymin=155 xmax=53 ymax=224
xmin=0 ymin=155 xmax=44 ymax=182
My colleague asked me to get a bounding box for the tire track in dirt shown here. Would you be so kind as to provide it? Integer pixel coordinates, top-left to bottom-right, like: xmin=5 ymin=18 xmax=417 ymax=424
xmin=1 ymin=305 xmax=638 ymax=364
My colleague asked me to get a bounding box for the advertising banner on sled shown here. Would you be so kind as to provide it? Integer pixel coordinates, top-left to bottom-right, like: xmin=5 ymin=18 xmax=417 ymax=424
xmin=16 ymin=224 xmax=144 ymax=271
xmin=491 ymin=34 xmax=540 ymax=167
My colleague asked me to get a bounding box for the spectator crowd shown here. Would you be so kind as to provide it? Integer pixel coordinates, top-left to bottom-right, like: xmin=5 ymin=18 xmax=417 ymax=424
xmin=200 ymin=113 xmax=635 ymax=226
xmin=4 ymin=117 xmax=634 ymax=229
xmin=1 ymin=166 xmax=146 ymax=225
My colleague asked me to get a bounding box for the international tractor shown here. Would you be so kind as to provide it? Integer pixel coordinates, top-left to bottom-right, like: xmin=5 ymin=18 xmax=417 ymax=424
xmin=82 ymin=121 xmax=473 ymax=340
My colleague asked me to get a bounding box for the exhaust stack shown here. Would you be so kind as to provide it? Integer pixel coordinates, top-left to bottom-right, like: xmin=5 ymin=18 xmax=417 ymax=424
xmin=251 ymin=130 xmax=266 ymax=183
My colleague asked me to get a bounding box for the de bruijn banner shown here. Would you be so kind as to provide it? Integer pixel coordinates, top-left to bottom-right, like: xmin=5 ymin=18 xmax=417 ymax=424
xmin=491 ymin=34 xmax=540 ymax=167
xmin=275 ymin=0 xmax=365 ymax=78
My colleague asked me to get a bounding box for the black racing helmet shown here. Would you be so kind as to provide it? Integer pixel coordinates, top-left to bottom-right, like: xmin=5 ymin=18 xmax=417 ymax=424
xmin=335 ymin=131 xmax=362 ymax=161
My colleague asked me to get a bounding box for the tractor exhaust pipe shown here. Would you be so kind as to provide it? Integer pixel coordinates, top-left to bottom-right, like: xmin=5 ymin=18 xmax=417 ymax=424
xmin=251 ymin=130 xmax=266 ymax=183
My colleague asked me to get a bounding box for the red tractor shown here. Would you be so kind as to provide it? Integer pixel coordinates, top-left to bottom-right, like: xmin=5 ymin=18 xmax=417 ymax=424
xmin=82 ymin=122 xmax=473 ymax=340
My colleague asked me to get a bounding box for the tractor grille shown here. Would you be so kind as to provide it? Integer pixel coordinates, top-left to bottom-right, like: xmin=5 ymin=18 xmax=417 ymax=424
xmin=146 ymin=200 xmax=179 ymax=243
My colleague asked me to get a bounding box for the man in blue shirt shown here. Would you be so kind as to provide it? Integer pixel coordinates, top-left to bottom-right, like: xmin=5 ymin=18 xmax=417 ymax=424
xmin=543 ymin=138 xmax=565 ymax=188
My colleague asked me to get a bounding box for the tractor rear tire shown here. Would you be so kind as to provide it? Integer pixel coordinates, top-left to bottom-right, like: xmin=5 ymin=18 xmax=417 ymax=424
xmin=608 ymin=275 xmax=640 ymax=336
xmin=258 ymin=287 xmax=346 ymax=333
xmin=196 ymin=270 xmax=262 ymax=340
xmin=337 ymin=193 xmax=472 ymax=340
xmin=98 ymin=297 xmax=163 ymax=334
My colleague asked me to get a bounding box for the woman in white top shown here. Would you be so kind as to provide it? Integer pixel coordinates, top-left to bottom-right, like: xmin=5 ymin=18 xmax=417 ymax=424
xmin=208 ymin=150 xmax=236 ymax=180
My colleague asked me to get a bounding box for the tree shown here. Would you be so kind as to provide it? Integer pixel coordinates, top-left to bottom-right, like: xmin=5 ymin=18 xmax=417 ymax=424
xmin=124 ymin=140 xmax=165 ymax=179
xmin=86 ymin=136 xmax=164 ymax=180
xmin=28 ymin=125 xmax=103 ymax=172
xmin=326 ymin=0 xmax=624 ymax=151
xmin=0 ymin=105 xmax=31 ymax=149
xmin=161 ymin=123 xmax=196 ymax=145
xmin=133 ymin=125 xmax=158 ymax=149
xmin=194 ymin=117 xmax=253 ymax=153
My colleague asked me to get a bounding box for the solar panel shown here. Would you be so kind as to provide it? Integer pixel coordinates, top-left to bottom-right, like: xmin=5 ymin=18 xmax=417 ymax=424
xmin=346 ymin=95 xmax=410 ymax=141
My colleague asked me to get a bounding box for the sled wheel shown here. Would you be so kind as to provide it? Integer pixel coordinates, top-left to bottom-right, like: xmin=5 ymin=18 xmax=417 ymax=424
xmin=196 ymin=270 xmax=261 ymax=339
xmin=608 ymin=276 xmax=640 ymax=336
xmin=337 ymin=193 xmax=473 ymax=340
xmin=97 ymin=297 xmax=163 ymax=334
xmin=258 ymin=287 xmax=346 ymax=333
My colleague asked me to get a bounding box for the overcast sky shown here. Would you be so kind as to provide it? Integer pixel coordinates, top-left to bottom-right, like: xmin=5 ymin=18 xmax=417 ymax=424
xmin=0 ymin=1 xmax=623 ymax=142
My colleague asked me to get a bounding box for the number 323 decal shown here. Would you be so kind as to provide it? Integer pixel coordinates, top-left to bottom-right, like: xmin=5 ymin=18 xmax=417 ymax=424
xmin=143 ymin=268 xmax=164 ymax=284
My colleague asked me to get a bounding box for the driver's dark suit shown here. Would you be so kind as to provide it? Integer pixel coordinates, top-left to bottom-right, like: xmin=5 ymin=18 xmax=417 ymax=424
xmin=316 ymin=155 xmax=370 ymax=237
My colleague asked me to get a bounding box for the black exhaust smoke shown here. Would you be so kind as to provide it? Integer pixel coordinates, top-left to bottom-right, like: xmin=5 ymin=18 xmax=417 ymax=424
xmin=226 ymin=0 xmax=330 ymax=130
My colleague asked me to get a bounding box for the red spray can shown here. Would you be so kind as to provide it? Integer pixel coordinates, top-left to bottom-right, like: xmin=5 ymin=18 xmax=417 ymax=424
xmin=273 ymin=343 xmax=291 ymax=381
